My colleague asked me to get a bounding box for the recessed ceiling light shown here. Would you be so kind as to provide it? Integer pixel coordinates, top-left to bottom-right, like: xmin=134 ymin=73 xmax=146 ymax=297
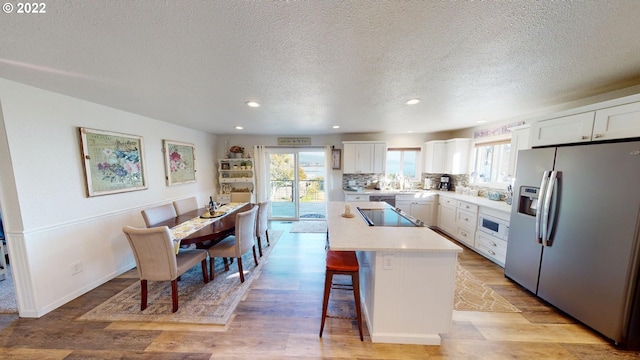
xmin=246 ymin=101 xmax=260 ymax=108
xmin=235 ymin=126 xmax=244 ymax=130
xmin=405 ymin=98 xmax=420 ymax=105
xmin=332 ymin=125 xmax=340 ymax=129
xmin=476 ymin=120 xmax=487 ymax=124
xmin=407 ymin=130 xmax=414 ymax=133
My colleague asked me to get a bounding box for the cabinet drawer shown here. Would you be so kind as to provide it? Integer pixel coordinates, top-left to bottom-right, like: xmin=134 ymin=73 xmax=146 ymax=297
xmin=439 ymin=197 xmax=456 ymax=207
xmin=345 ymin=194 xmax=370 ymax=202
xmin=457 ymin=201 xmax=478 ymax=213
xmin=476 ymin=232 xmax=507 ymax=265
xmin=456 ymin=209 xmax=477 ymax=229
xmin=456 ymin=227 xmax=475 ymax=247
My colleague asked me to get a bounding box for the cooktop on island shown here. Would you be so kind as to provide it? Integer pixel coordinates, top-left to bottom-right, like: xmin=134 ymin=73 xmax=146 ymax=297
xmin=356 ymin=207 xmax=423 ymax=227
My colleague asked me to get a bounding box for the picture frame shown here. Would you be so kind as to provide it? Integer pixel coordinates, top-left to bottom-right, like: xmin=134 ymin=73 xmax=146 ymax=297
xmin=332 ymin=148 xmax=342 ymax=170
xmin=221 ymin=162 xmax=230 ymax=170
xmin=79 ymin=127 xmax=147 ymax=197
xmin=163 ymin=140 xmax=197 ymax=186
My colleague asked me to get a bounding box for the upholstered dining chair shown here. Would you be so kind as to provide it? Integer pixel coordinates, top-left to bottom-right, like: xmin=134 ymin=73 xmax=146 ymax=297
xmin=122 ymin=226 xmax=209 ymax=313
xmin=141 ymin=204 xmax=177 ymax=228
xmin=230 ymin=192 xmax=251 ymax=203
xmin=207 ymin=206 xmax=258 ymax=283
xmin=256 ymin=201 xmax=270 ymax=257
xmin=173 ymin=197 xmax=198 ymax=216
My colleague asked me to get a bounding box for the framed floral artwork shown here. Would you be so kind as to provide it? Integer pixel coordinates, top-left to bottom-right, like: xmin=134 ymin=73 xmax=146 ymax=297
xmin=163 ymin=140 xmax=197 ymax=186
xmin=79 ymin=127 xmax=147 ymax=197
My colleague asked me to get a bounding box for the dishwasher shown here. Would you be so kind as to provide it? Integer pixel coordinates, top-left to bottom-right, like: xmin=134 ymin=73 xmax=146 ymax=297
xmin=369 ymin=195 xmax=396 ymax=207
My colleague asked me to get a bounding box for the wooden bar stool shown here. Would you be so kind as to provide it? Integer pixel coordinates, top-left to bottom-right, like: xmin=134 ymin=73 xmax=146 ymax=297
xmin=319 ymin=250 xmax=364 ymax=341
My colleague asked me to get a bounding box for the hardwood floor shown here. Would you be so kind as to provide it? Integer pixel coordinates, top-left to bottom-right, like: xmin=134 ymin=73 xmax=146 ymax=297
xmin=0 ymin=221 xmax=639 ymax=359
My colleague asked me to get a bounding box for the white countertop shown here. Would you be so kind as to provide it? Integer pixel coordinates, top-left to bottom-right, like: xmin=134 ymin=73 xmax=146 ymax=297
xmin=327 ymin=201 xmax=463 ymax=253
xmin=344 ymin=189 xmax=512 ymax=213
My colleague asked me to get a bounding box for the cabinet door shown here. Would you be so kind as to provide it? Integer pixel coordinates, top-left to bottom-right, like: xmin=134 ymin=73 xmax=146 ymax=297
xmin=437 ymin=204 xmax=457 ymax=235
xmin=424 ymin=141 xmax=446 ymax=173
xmin=411 ymin=202 xmax=434 ymax=226
xmin=530 ymin=112 xmax=595 ymax=147
xmin=395 ymin=200 xmax=411 ymax=214
xmin=343 ymin=143 xmax=376 ymax=173
xmin=507 ymin=126 xmax=531 ymax=178
xmin=373 ymin=143 xmax=386 ymax=173
xmin=445 ymin=139 xmax=471 ymax=175
xmin=593 ymin=101 xmax=640 ymax=141
xmin=343 ymin=143 xmax=358 ymax=173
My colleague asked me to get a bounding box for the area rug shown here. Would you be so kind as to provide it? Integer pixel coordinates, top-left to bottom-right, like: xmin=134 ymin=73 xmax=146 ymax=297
xmin=290 ymin=221 xmax=327 ymax=233
xmin=0 ymin=264 xmax=18 ymax=314
xmin=78 ymin=230 xmax=283 ymax=325
xmin=454 ymin=264 xmax=520 ymax=313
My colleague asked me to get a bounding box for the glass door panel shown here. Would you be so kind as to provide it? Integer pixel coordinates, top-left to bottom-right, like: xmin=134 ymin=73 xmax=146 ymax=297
xmin=267 ymin=149 xmax=326 ymax=220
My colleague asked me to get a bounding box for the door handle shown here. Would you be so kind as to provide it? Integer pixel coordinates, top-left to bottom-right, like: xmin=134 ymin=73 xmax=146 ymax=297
xmin=535 ymin=171 xmax=550 ymax=244
xmin=542 ymin=171 xmax=557 ymax=246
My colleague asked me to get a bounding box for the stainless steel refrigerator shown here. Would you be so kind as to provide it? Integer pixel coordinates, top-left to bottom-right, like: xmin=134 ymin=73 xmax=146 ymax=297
xmin=505 ymin=140 xmax=640 ymax=346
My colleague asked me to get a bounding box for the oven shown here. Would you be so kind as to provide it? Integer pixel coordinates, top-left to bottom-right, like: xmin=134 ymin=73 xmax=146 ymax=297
xmin=478 ymin=213 xmax=509 ymax=240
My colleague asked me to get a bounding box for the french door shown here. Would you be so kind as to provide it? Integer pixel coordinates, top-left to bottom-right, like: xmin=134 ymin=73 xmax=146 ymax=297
xmin=267 ymin=148 xmax=326 ymax=220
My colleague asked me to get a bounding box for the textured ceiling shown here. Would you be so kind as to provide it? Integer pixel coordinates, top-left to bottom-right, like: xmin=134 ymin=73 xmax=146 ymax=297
xmin=2 ymin=1 xmax=640 ymax=135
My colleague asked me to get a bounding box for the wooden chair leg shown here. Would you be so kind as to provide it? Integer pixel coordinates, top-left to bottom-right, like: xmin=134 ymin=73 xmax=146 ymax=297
xmin=237 ymin=257 xmax=245 ymax=283
xmin=257 ymin=237 xmax=263 ymax=257
xmin=201 ymin=259 xmax=209 ymax=283
xmin=319 ymin=271 xmax=333 ymax=338
xmin=140 ymin=279 xmax=148 ymax=311
xmin=210 ymin=257 xmax=216 ymax=280
xmin=171 ymin=279 xmax=179 ymax=313
xmin=252 ymin=245 xmax=259 ymax=266
xmin=265 ymin=230 xmax=270 ymax=246
xmin=223 ymin=257 xmax=229 ymax=271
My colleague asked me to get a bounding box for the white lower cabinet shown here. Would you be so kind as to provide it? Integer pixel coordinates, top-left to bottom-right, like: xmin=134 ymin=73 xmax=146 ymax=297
xmin=454 ymin=201 xmax=477 ymax=247
xmin=436 ymin=195 xmax=511 ymax=267
xmin=345 ymin=194 xmax=370 ymax=202
xmin=396 ymin=193 xmax=437 ymax=226
xmin=475 ymin=231 xmax=508 ymax=267
xmin=437 ymin=197 xmax=457 ymax=236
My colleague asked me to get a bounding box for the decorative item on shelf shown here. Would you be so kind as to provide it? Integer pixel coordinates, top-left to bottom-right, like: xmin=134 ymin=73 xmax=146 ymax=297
xmin=233 ymin=164 xmax=239 ymax=170
xmin=487 ymin=191 xmax=502 ymax=201
xmin=221 ymin=184 xmax=232 ymax=194
xmin=240 ymin=161 xmax=247 ymax=169
xmin=229 ymin=146 xmax=244 ymax=158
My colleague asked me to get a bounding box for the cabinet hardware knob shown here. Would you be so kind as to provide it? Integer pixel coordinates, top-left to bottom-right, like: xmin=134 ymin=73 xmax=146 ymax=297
xmin=488 ymin=250 xmax=496 ymax=255
xmin=490 ymin=241 xmax=496 ymax=246
xmin=461 ymin=232 xmax=467 ymax=236
xmin=581 ymin=135 xmax=589 ymax=140
xmin=594 ymin=134 xmax=603 ymax=138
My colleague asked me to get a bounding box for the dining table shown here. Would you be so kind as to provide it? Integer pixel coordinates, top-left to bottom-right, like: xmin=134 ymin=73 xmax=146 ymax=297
xmin=151 ymin=202 xmax=256 ymax=249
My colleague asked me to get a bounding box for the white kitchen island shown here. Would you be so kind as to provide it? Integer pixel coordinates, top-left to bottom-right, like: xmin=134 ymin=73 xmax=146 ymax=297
xmin=326 ymin=201 xmax=462 ymax=345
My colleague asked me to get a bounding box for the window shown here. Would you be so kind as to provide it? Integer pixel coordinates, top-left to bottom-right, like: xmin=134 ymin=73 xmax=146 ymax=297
xmin=471 ymin=140 xmax=511 ymax=187
xmin=386 ymin=148 xmax=420 ymax=180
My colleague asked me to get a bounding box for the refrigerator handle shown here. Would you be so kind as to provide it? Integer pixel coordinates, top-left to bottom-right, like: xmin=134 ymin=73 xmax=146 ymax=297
xmin=535 ymin=171 xmax=550 ymax=244
xmin=542 ymin=170 xmax=558 ymax=246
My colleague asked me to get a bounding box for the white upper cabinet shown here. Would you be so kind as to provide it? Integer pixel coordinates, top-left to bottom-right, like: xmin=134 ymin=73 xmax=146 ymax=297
xmin=593 ymin=101 xmax=640 ymax=141
xmin=424 ymin=139 xmax=470 ymax=174
xmin=424 ymin=141 xmax=446 ymax=173
xmin=530 ymin=112 xmax=595 ymax=147
xmin=445 ymin=139 xmax=471 ymax=174
xmin=343 ymin=141 xmax=387 ymax=174
xmin=530 ymin=100 xmax=640 ymax=147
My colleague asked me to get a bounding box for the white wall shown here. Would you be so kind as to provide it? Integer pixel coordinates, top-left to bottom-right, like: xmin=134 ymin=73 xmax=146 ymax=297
xmin=0 ymin=79 xmax=217 ymax=317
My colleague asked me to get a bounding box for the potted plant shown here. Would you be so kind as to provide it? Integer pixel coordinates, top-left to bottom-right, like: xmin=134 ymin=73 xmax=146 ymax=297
xmin=240 ymin=161 xmax=247 ymax=169
xmin=229 ymin=146 xmax=244 ymax=158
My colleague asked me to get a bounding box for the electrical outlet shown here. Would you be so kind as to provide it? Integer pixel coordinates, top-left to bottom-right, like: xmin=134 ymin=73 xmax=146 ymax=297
xmin=71 ymin=261 xmax=83 ymax=275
